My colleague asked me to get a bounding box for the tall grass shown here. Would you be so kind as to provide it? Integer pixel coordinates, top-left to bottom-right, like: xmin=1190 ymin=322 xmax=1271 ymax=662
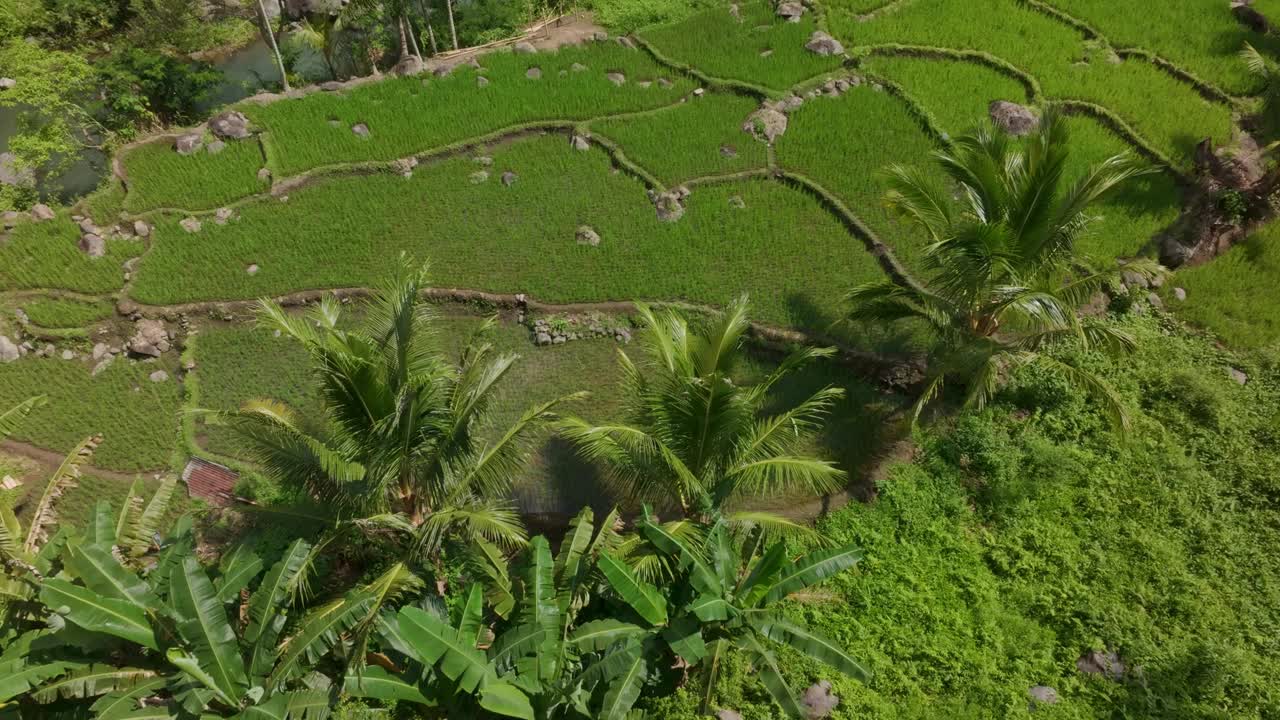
xmin=829 ymin=0 xmax=1237 ymax=167
xmin=129 ymin=135 xmax=889 ymax=333
xmin=861 ymin=54 xmax=1031 ymax=136
xmin=245 ymin=43 xmax=695 ymax=178
xmin=590 ymin=93 xmax=767 ymax=185
xmin=773 ymin=84 xmax=939 ymax=273
xmin=0 ymin=356 xmax=183 ymax=472
xmin=639 ymin=0 xmax=844 ymax=91
xmin=0 ymin=211 xmax=143 ymax=293
xmin=1041 ymin=0 xmax=1280 ymax=95
xmin=1175 ymin=222 xmax=1280 ymax=350
xmin=122 ymin=137 xmax=268 ymax=213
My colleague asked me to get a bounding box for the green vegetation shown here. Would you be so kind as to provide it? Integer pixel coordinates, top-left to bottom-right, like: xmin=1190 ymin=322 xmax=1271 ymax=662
xmin=591 ymin=93 xmax=767 ymax=185
xmin=18 ymin=297 xmax=113 ymax=329
xmin=639 ymin=1 xmax=843 ymax=92
xmin=861 ymin=54 xmax=1032 ymax=136
xmin=0 ymin=357 xmax=181 ymax=472
xmin=121 ymin=136 xmax=269 ymax=213
xmin=130 ymin=136 xmax=888 ymax=332
xmin=1173 ymin=221 xmax=1280 ymax=350
xmin=0 ymin=214 xmax=142 ymax=294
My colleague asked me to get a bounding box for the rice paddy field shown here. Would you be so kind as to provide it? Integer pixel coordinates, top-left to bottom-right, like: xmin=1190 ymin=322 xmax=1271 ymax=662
xmin=2 ymin=0 xmax=1278 ymax=575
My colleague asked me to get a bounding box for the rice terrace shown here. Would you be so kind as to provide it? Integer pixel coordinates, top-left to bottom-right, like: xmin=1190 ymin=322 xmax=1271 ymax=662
xmin=3 ymin=0 xmax=1280 ymax=717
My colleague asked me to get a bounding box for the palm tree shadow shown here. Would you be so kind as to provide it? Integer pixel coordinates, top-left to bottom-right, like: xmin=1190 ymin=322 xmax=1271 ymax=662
xmin=515 ymin=436 xmax=627 ymax=537
xmin=784 ymin=291 xmax=921 ymax=356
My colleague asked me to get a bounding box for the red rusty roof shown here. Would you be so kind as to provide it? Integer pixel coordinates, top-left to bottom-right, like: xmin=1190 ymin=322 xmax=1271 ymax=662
xmin=182 ymin=458 xmax=239 ymax=505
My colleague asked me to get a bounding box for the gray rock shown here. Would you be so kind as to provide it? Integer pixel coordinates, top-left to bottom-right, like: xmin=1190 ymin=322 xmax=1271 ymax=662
xmin=469 ymin=170 xmax=489 ymax=184
xmin=575 ymin=225 xmax=601 ymax=246
xmin=552 ymin=334 xmax=566 ymax=344
xmin=1076 ymin=650 xmax=1126 ymax=681
xmin=258 ymin=167 xmax=272 ymax=183
xmin=92 ymin=343 xmax=109 ymax=360
xmin=320 ymin=80 xmax=344 ymax=91
xmin=1173 ymin=287 xmax=1187 ymax=301
xmin=476 ymin=75 xmax=490 ymax=88
xmin=132 ymin=220 xmax=151 ymax=237
xmin=79 ymin=233 xmax=105 ymax=258
xmin=149 ymin=370 xmax=169 ymax=383
xmin=693 ymin=87 xmax=705 ymax=97
xmin=526 ymin=67 xmax=542 ymax=80
xmin=393 ymin=54 xmax=425 ymax=76
xmin=513 ymin=41 xmax=537 ymax=54
xmin=571 ymin=62 xmax=588 ymax=73
xmin=1028 ymin=686 xmax=1059 ymax=708
xmin=805 ymin=31 xmax=844 ymax=56
xmin=743 ymin=107 xmax=788 ymax=143
xmin=128 ymin=319 xmax=170 ymax=357
xmin=0 ymin=78 xmax=14 ymax=90
xmin=1121 ymin=270 xmax=1150 ymax=289
xmin=777 ymin=1 xmax=805 ymax=21
xmin=989 ymin=101 xmax=1040 ymax=136
xmin=1229 ymin=367 xmax=1249 ymax=385
xmin=76 ymin=218 xmax=97 ymax=234
xmin=760 ymin=48 xmax=774 ymax=58
xmin=392 ymin=157 xmax=418 ymax=177
xmin=606 ymin=72 xmax=626 ymax=86
xmin=1147 ymin=292 xmax=1164 ymax=309
xmin=0 ymin=336 xmax=18 ymax=363
xmin=3 ymin=210 xmax=19 ymax=227
xmin=654 ymin=190 xmax=686 ymax=222
xmin=175 ymin=133 xmax=203 ymax=155
xmin=214 ymin=207 xmax=234 ymax=225
xmin=802 ymin=680 xmax=839 ymax=718
xmin=206 ymin=140 xmax=227 ymax=155
xmin=535 ymin=331 xmax=552 ymax=345
xmin=728 ymin=195 xmax=746 ymax=209
xmin=30 ymin=204 xmax=55 ymax=222
xmin=179 ymin=217 xmax=202 ymax=233
xmin=92 ymin=356 xmax=115 ymax=376
xmin=60 ymin=349 xmax=74 ymax=361
xmin=501 ymin=171 xmax=518 ymax=186
xmin=352 ymin=123 xmax=370 ymax=137
xmin=720 ymin=144 xmax=737 ymax=158
xmin=208 ymin=110 xmax=251 ymax=139
xmin=571 ymin=135 xmax=591 ymax=151
xmin=246 ymin=264 xmax=260 ymax=275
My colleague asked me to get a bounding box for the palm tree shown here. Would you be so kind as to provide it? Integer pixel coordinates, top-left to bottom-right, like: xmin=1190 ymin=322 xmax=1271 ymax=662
xmin=1242 ymin=43 xmax=1280 ymax=141
xmin=559 ymin=297 xmax=845 ymax=533
xmin=222 ymin=257 xmax=578 ymax=565
xmin=846 ymin=110 xmax=1159 ymax=434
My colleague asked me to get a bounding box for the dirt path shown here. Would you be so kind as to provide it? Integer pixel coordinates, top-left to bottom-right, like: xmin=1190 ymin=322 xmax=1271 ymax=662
xmin=0 ymin=440 xmax=161 ymax=482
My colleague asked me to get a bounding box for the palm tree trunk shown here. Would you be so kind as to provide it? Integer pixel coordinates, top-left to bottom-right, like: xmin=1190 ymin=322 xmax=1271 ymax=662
xmin=397 ymin=16 xmax=410 ymax=59
xmin=256 ymin=0 xmax=290 ymax=92
xmin=444 ymin=0 xmax=459 ymax=50
xmin=405 ymin=14 xmax=422 ymax=58
xmin=415 ymin=0 xmax=438 ymax=55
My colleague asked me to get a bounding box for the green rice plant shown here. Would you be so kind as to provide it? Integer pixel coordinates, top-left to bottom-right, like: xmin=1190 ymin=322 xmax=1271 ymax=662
xmin=121 ymin=135 xmax=269 ymax=213
xmin=0 ymin=211 xmax=143 ymax=294
xmin=773 ymin=84 xmax=939 ymax=273
xmin=244 ymin=43 xmax=695 ymax=178
xmin=129 ymin=135 xmax=889 ymax=333
xmin=20 ymin=296 xmax=114 ymax=329
xmin=0 ymin=355 xmax=183 ymax=472
xmin=80 ymin=179 xmax=127 ymax=226
xmin=638 ymin=0 xmax=845 ymax=92
xmin=829 ymin=0 xmax=1237 ymax=167
xmin=1039 ymin=0 xmax=1280 ymax=95
xmin=1174 ymin=222 xmax=1280 ymax=350
xmin=860 ymin=54 xmax=1032 ymax=136
xmin=590 ymin=92 xmax=768 ymax=185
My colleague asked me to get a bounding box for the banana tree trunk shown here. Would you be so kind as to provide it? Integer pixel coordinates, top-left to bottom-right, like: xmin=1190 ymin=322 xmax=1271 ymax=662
xmin=256 ymin=0 xmax=290 ymax=91
xmin=445 ymin=0 xmax=459 ymax=50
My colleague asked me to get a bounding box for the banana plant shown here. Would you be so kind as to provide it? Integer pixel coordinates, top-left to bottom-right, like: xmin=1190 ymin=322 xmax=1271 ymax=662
xmin=348 ymin=507 xmax=626 ymax=719
xmin=2 ymin=516 xmax=422 ymax=719
xmin=588 ymin=511 xmax=870 ymax=718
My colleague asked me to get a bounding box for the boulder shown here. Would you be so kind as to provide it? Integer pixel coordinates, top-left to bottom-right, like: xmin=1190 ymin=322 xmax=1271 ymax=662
xmin=214 ymin=207 xmax=234 ymax=225
xmin=91 ymin=356 xmax=114 ymax=376
xmin=776 ymin=1 xmax=805 ymax=20
xmin=606 ymin=72 xmax=626 ymax=86
xmin=1233 ymin=0 xmax=1272 ymax=33
xmin=180 ymin=217 xmax=202 ymax=233
xmin=320 ymin=80 xmax=345 ymax=91
xmin=989 ymin=101 xmax=1039 ymax=136
xmin=1228 ymin=367 xmax=1249 ymax=385
xmin=805 ymin=31 xmax=844 ymax=56
xmin=802 ymin=681 xmax=839 ymax=718
xmin=208 ymin=110 xmax=251 ymax=139
xmin=3 ymin=210 xmax=19 ymax=227
xmin=575 ymin=225 xmax=601 ymax=246
xmin=175 ymin=133 xmax=203 ymax=155
xmin=535 ymin=331 xmax=552 ymax=345
xmin=1076 ymin=650 xmax=1126 ymax=681
xmin=526 ymin=67 xmax=542 ymax=80
xmin=469 ymin=170 xmax=489 ymax=184
xmin=514 ymin=41 xmax=537 ymax=54
xmin=0 ymin=78 xmax=15 ymax=90
xmin=653 ymin=190 xmax=686 ymax=222
xmin=743 ymin=107 xmax=788 ymax=143
xmin=393 ymin=54 xmax=425 ymax=76
xmin=257 ymin=167 xmax=272 ymax=182
xmin=0 ymin=336 xmax=18 ymax=363
xmin=352 ymin=123 xmax=370 ymax=137
xmin=1147 ymin=292 xmax=1164 ymax=309
xmin=1173 ymin=287 xmax=1187 ymax=302
xmin=30 ymin=204 xmax=55 ymax=222
xmin=79 ymin=233 xmax=105 ymax=258
xmin=128 ymin=319 xmax=171 ymax=357
xmin=1121 ymin=269 xmax=1150 ymax=289
xmin=501 ymin=171 xmax=518 ymax=186
xmin=133 ymin=220 xmax=151 ymax=237
xmin=60 ymin=349 xmax=74 ymax=361
xmin=92 ymin=343 xmax=109 ymax=361
xmin=77 ymin=218 xmax=98 ymax=234
xmin=149 ymin=370 xmax=169 ymax=383
xmin=571 ymin=135 xmax=591 ymax=151
xmin=246 ymin=264 xmax=259 ymax=275
xmin=0 ymin=152 xmax=34 ymax=187
xmin=1027 ymin=686 xmax=1059 ymax=708
xmin=391 ymin=157 xmax=418 ymax=177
